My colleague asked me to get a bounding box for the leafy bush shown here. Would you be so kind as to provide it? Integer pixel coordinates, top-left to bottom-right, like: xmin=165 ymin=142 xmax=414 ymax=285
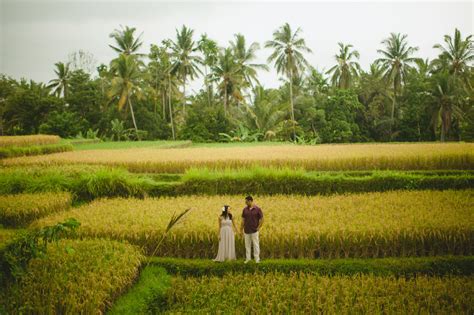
xmin=38 ymin=111 xmax=88 ymax=138
xmin=0 ymin=218 xmax=80 ymax=285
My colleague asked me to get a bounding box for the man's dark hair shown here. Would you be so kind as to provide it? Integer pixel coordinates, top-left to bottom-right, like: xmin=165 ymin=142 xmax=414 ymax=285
xmin=245 ymin=195 xmax=253 ymax=201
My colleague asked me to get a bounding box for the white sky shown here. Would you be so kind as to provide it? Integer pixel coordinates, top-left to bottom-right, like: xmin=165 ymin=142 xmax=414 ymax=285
xmin=1 ymin=0 xmax=472 ymax=93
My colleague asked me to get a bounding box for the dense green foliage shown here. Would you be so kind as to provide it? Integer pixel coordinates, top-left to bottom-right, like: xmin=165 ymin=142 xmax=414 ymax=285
xmin=1 ymin=26 xmax=471 ymax=143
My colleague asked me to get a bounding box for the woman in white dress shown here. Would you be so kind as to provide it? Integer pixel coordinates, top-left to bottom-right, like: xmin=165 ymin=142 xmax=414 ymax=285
xmin=213 ymin=205 xmax=238 ymax=262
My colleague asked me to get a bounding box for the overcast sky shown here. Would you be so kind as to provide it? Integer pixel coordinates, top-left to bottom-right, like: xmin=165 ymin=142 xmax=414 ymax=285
xmin=0 ymin=0 xmax=472 ymax=92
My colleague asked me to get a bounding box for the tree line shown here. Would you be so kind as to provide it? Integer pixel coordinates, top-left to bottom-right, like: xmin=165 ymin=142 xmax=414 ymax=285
xmin=0 ymin=23 xmax=472 ymax=143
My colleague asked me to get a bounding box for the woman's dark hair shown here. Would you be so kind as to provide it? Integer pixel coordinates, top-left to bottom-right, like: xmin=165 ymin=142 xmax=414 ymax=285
xmin=221 ymin=205 xmax=232 ymax=220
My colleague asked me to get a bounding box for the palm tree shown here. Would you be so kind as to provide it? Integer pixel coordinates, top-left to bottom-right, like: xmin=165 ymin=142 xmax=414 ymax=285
xmin=429 ymin=71 xmax=464 ymax=141
xmin=265 ymin=23 xmax=312 ymax=140
xmin=432 ymin=28 xmax=473 ymax=84
xmin=326 ymin=43 xmax=361 ymax=89
xmin=109 ymin=25 xmax=144 ymax=56
xmin=108 ymin=54 xmax=143 ymax=139
xmin=433 ymin=28 xmax=473 ymax=75
xmin=375 ymin=33 xmax=419 ymax=131
xmin=244 ymin=86 xmax=286 ymax=139
xmin=198 ymin=34 xmax=219 ymax=106
xmin=170 ymin=25 xmax=202 ymax=116
xmin=230 ymin=34 xmax=269 ymax=89
xmin=211 ymin=48 xmax=244 ymax=115
xmin=305 ymin=67 xmax=329 ymax=96
xmin=48 ymin=62 xmax=71 ymax=98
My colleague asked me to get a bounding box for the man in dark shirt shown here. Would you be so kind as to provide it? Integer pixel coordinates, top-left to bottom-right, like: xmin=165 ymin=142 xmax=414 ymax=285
xmin=240 ymin=195 xmax=264 ymax=263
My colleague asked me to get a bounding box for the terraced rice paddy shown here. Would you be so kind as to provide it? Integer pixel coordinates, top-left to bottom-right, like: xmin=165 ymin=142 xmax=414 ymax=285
xmin=32 ymin=190 xmax=474 ymax=258
xmin=2 ymin=142 xmax=473 ymax=172
xmin=1 ymin=140 xmax=473 ymax=313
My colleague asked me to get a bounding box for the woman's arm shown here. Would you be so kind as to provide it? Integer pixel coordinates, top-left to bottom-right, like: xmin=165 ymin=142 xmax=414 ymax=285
xmin=217 ymin=216 xmax=221 ymax=239
xmin=232 ymin=219 xmax=238 ymax=234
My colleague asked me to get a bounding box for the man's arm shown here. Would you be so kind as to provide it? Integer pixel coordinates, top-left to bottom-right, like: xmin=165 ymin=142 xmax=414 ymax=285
xmin=257 ymin=209 xmax=264 ymax=230
xmin=257 ymin=217 xmax=264 ymax=230
xmin=240 ymin=217 xmax=245 ymax=234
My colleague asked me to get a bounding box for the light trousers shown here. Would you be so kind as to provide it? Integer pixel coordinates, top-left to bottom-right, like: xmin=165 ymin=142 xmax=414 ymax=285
xmin=244 ymin=231 xmax=260 ymax=261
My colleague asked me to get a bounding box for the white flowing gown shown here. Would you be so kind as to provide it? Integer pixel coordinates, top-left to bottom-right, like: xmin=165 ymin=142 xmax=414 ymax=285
xmin=213 ymin=216 xmax=236 ymax=262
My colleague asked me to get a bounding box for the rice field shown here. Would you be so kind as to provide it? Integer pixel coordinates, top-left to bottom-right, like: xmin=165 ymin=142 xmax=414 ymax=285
xmin=162 ymin=272 xmax=474 ymax=314
xmin=1 ymin=140 xmax=473 ymax=313
xmin=1 ymin=239 xmax=145 ymax=314
xmin=32 ymin=190 xmax=474 ymax=258
xmin=0 ymin=135 xmax=60 ymax=147
xmin=0 ymin=192 xmax=72 ymax=227
xmin=2 ymin=142 xmax=473 ymax=172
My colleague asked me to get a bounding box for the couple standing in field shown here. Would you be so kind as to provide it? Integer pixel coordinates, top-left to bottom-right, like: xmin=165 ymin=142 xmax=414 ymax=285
xmin=213 ymin=195 xmax=264 ymax=263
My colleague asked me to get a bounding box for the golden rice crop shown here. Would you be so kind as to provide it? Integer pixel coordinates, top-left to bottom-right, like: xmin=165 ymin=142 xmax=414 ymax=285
xmin=32 ymin=190 xmax=474 ymax=258
xmin=2 ymin=142 xmax=473 ymax=172
xmin=0 ymin=135 xmax=60 ymax=147
xmin=164 ymin=272 xmax=474 ymax=314
xmin=1 ymin=239 xmax=145 ymax=314
xmin=0 ymin=228 xmax=18 ymax=247
xmin=0 ymin=192 xmax=72 ymax=227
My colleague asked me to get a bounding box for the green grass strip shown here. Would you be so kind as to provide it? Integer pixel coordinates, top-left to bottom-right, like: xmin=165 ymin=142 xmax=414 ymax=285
xmin=147 ymin=256 xmax=474 ymax=277
xmin=180 ymin=167 xmax=474 ymax=195
xmin=108 ymin=266 xmax=171 ymax=315
xmin=0 ymin=143 xmax=73 ymax=159
xmin=0 ymin=166 xmax=472 ymax=201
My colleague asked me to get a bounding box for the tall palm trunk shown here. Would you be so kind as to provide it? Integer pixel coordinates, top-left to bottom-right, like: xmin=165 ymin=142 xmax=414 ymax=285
xmin=182 ymin=73 xmax=187 ymax=116
xmin=128 ymin=96 xmax=140 ymax=141
xmin=223 ymin=81 xmax=228 ymax=116
xmin=169 ymin=76 xmax=176 ymax=140
xmin=440 ymin=106 xmax=451 ymax=142
xmin=204 ymin=66 xmax=212 ymax=107
xmin=389 ymin=85 xmax=397 ymax=141
xmin=289 ymin=67 xmax=296 ymax=141
xmin=162 ymin=93 xmax=166 ymax=120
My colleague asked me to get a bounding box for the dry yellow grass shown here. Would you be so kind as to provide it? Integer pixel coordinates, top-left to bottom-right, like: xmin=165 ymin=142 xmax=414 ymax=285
xmin=0 ymin=135 xmax=60 ymax=147
xmin=32 ymin=190 xmax=474 ymax=258
xmin=2 ymin=142 xmax=473 ymax=172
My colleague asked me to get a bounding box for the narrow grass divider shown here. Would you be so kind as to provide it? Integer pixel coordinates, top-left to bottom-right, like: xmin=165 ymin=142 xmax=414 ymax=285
xmin=1 ymin=166 xmax=473 ymax=201
xmin=180 ymin=167 xmax=474 ymax=195
xmin=147 ymin=256 xmax=474 ymax=277
xmin=0 ymin=143 xmax=73 ymax=159
xmin=108 ymin=266 xmax=171 ymax=315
